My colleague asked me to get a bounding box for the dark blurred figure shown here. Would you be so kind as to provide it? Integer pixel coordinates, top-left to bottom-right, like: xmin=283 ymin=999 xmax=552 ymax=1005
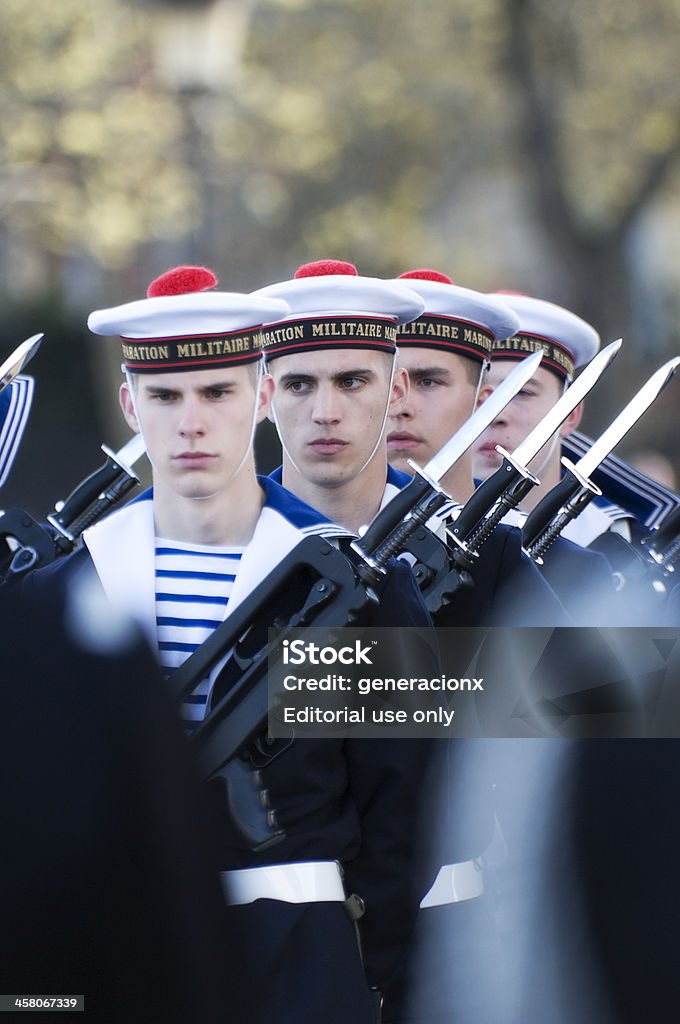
xmin=0 ymin=566 xmax=239 ymax=1023
xmin=567 ymin=738 xmax=680 ymax=1023
xmin=499 ymin=735 xmax=680 ymax=1023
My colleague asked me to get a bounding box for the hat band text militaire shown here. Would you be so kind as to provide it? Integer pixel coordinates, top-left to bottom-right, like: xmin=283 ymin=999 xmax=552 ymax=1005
xmin=120 ymin=327 xmax=264 ymax=371
xmin=262 ymin=316 xmax=398 ymax=359
xmin=492 ymin=333 xmax=575 ymax=379
xmin=397 ymin=315 xmax=494 ymax=361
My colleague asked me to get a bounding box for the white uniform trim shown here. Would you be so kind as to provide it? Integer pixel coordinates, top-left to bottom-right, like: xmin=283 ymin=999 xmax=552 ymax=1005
xmin=82 ymin=493 xmax=331 ymax=655
xmin=561 ymin=501 xmax=632 ymax=547
xmin=222 ymin=861 xmax=345 ymax=905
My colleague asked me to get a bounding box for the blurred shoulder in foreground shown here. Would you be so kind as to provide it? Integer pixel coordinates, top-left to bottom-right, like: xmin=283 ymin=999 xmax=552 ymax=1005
xmin=0 ymin=565 xmax=242 ymax=1023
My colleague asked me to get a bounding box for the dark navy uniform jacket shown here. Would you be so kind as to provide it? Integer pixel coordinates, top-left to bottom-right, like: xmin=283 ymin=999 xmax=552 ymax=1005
xmin=532 ymin=533 xmax=623 ymax=625
xmin=1 ymin=573 xmax=235 ymax=1024
xmin=433 ymin=522 xmax=571 ymax=627
xmin=25 ymin=476 xmax=436 ymax=1020
xmin=371 ymin=466 xmax=570 ymax=627
xmin=586 ymin=520 xmax=670 ymax=625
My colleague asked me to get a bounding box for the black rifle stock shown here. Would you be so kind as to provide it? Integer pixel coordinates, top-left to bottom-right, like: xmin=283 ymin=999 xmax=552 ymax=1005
xmin=173 ymin=467 xmax=520 ymax=852
xmin=169 ymin=535 xmax=377 ymax=852
xmin=169 ymin=469 xmax=451 ymax=851
xmin=0 ymin=445 xmax=141 ymax=580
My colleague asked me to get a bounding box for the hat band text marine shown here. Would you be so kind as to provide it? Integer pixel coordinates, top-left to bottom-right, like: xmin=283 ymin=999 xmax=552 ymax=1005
xmin=397 ymin=315 xmax=494 ymax=362
xmin=493 ymin=333 xmax=575 ymax=380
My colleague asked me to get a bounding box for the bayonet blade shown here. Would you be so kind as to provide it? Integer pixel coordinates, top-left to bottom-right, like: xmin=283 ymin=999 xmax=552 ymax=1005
xmin=512 ymin=338 xmax=622 ymax=466
xmin=574 ymin=357 xmax=680 ymax=479
xmin=0 ymin=334 xmax=44 ymax=392
xmin=353 ymin=351 xmax=544 ymax=568
xmin=423 ymin=349 xmax=543 ymax=482
xmin=110 ymin=432 xmax=146 ymax=472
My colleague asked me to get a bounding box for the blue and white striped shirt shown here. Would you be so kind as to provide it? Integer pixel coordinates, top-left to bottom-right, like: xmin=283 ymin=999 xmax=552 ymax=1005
xmin=155 ymin=540 xmax=244 ymax=726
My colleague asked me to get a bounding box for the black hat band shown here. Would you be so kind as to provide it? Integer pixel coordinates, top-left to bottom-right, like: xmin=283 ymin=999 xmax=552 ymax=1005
xmin=397 ymin=314 xmax=494 ymax=362
xmin=121 ymin=327 xmax=264 ymax=372
xmin=262 ymin=316 xmax=397 ymax=361
xmin=493 ymin=333 xmax=575 ymax=380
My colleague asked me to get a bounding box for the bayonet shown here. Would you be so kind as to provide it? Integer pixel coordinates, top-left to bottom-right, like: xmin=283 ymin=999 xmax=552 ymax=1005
xmin=523 ymin=357 xmax=680 ymax=560
xmin=48 ymin=433 xmax=146 ymax=541
xmin=423 ymin=349 xmax=543 ymax=482
xmin=1 ymin=433 xmax=147 ymax=578
xmin=352 ymin=350 xmax=544 ymax=576
xmin=0 ymin=334 xmax=43 ymax=392
xmin=449 ymin=338 xmax=623 ymax=551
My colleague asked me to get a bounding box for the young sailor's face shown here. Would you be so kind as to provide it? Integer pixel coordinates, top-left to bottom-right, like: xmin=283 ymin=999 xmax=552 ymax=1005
xmin=387 ymin=348 xmax=479 ymax=474
xmin=269 ymin=348 xmax=400 ymax=488
xmin=120 ymin=365 xmax=272 ymax=500
xmin=472 ymin=362 xmax=566 ymax=480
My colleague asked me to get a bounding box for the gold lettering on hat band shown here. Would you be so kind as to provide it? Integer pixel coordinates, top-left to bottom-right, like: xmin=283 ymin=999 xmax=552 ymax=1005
xmin=492 ymin=333 xmax=575 ymax=379
xmin=397 ymin=315 xmax=494 ymax=361
xmin=262 ymin=316 xmax=398 ymax=360
xmin=121 ymin=328 xmax=264 ymax=372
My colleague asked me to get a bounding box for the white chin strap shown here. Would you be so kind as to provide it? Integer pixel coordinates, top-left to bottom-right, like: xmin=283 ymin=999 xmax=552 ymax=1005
xmin=527 ymin=374 xmax=571 ymax=482
xmin=528 ymin=430 xmax=562 ymax=482
xmin=271 ymin=350 xmax=399 ymax=481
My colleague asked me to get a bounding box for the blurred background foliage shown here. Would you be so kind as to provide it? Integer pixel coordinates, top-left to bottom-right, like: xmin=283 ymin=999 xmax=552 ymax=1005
xmin=2 ymin=0 xmax=680 ymax=513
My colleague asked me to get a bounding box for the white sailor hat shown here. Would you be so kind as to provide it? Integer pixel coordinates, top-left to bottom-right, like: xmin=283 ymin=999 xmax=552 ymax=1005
xmin=88 ymin=265 xmax=290 ymax=373
xmin=487 ymin=291 xmax=600 ymax=381
xmin=0 ymin=375 xmax=34 ymax=489
xmin=393 ymin=269 xmax=520 ymax=363
xmin=252 ymin=258 xmax=425 ymax=361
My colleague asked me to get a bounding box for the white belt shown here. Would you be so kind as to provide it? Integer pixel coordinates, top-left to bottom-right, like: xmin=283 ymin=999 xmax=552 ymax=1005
xmin=222 ymin=860 xmax=346 ymax=906
xmin=420 ymin=860 xmax=484 ymax=908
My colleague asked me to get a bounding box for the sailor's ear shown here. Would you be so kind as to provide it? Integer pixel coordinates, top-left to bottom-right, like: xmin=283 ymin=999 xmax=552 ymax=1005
xmin=119 ymin=381 xmax=140 ymax=433
xmin=388 ymin=367 xmax=409 ymax=415
xmin=560 ymin=402 xmax=583 ymax=438
xmin=257 ymin=373 xmax=275 ymax=424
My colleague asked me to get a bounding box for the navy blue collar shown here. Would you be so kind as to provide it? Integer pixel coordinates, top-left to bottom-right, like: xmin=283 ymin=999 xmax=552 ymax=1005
xmin=386 ymin=464 xmax=412 ymax=490
xmin=270 ymin=463 xmax=412 ymax=496
xmin=132 ymin=474 xmax=335 ymax=531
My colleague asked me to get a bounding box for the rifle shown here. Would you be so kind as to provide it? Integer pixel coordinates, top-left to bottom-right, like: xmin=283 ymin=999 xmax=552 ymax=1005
xmin=399 ymin=344 xmax=623 ymax=616
xmin=521 ymin=358 xmax=680 ymax=562
xmin=0 ymin=435 xmax=145 ymax=580
xmin=449 ymin=339 xmax=622 ymax=551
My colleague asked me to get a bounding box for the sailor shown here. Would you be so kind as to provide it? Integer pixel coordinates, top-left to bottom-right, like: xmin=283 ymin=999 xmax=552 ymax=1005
xmin=381 ymin=272 xmax=636 ymax=1022
xmin=386 ymin=269 xmax=585 ymax=627
xmin=471 ymin=292 xmax=600 ymax=515
xmin=253 ymin=262 xmax=566 ymax=1021
xmin=255 ymin=258 xmax=421 ymax=534
xmin=471 ymin=288 xmax=667 ymax=610
xmin=467 ymin=293 xmax=678 ymax=1016
xmin=24 ymin=264 xmax=433 ymax=1024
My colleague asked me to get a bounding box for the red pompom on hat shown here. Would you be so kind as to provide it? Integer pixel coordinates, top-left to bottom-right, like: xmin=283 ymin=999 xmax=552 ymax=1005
xmin=294 ymin=259 xmax=358 ymax=278
xmin=88 ymin=266 xmax=289 ymax=373
xmin=253 ymin=260 xmax=425 ymax=360
xmin=146 ymin=265 xmax=218 ymax=298
xmin=399 ymin=269 xmax=454 ymax=285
